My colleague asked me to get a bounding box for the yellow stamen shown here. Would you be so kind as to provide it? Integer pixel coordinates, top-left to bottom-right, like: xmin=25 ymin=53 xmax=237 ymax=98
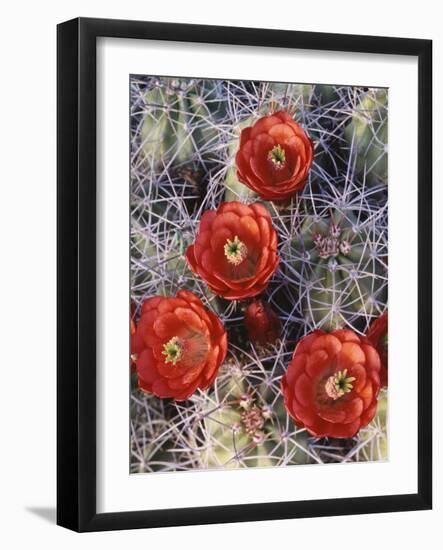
xmin=162 ymin=336 xmax=183 ymax=366
xmin=325 ymin=369 xmax=356 ymax=400
xmin=268 ymin=144 xmax=286 ymax=167
xmin=224 ymin=235 xmax=248 ymax=266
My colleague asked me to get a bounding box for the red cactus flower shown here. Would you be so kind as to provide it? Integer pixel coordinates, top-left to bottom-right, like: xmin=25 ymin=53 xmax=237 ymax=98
xmin=281 ymin=329 xmax=381 ymax=439
xmin=236 ymin=111 xmax=313 ymax=201
xmin=244 ymin=300 xmax=281 ymax=345
xmin=186 ymin=201 xmax=279 ymax=300
xmin=132 ymin=290 xmax=227 ymax=400
xmin=367 ymin=312 xmax=388 ymax=387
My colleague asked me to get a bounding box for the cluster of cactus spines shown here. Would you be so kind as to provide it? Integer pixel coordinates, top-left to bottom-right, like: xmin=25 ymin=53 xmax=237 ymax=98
xmin=281 ymin=207 xmax=387 ymax=332
xmin=130 ymin=75 xmax=388 ymax=473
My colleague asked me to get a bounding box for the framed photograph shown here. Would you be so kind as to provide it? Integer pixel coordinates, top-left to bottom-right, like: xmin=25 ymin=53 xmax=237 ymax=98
xmin=57 ymin=17 xmax=432 ymax=532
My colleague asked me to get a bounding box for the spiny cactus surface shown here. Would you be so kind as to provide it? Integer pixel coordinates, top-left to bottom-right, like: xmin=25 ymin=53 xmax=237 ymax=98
xmin=130 ymin=75 xmax=388 ymax=473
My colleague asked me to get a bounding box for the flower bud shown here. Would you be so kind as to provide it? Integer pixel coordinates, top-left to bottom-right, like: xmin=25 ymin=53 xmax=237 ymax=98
xmin=244 ymin=300 xmax=281 ymax=346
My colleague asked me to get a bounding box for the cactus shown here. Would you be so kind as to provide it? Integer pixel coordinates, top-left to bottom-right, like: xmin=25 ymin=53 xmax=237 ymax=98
xmin=139 ymin=77 xmax=225 ymax=169
xmin=224 ymin=115 xmax=258 ymax=203
xmin=130 ymin=77 xmax=388 ymax=473
xmin=344 ymin=88 xmax=388 ymax=186
xmin=200 ymin=364 xmax=310 ymax=468
xmin=282 ymin=209 xmax=387 ymax=331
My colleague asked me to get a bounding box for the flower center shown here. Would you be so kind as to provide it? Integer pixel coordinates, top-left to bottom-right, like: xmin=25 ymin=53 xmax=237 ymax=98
xmin=268 ymin=144 xmax=286 ymax=168
xmin=162 ymin=336 xmax=183 ymax=366
xmin=324 ymin=369 xmax=356 ymax=400
xmin=224 ymin=235 xmax=248 ymax=266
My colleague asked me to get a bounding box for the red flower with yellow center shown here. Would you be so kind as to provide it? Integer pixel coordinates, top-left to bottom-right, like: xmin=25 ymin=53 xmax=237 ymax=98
xmin=186 ymin=201 xmax=279 ymax=300
xmin=244 ymin=300 xmax=281 ymax=345
xmin=367 ymin=311 xmax=388 ymax=387
xmin=132 ymin=290 xmax=227 ymax=400
xmin=236 ymin=111 xmax=313 ymax=201
xmin=281 ymin=329 xmax=381 ymax=439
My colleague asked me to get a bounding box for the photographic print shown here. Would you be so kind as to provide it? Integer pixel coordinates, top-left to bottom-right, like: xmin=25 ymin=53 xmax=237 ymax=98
xmin=129 ymin=76 xmax=388 ymax=474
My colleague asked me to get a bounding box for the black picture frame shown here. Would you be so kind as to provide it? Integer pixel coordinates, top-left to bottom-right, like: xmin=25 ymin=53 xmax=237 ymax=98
xmin=57 ymin=17 xmax=432 ymax=532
